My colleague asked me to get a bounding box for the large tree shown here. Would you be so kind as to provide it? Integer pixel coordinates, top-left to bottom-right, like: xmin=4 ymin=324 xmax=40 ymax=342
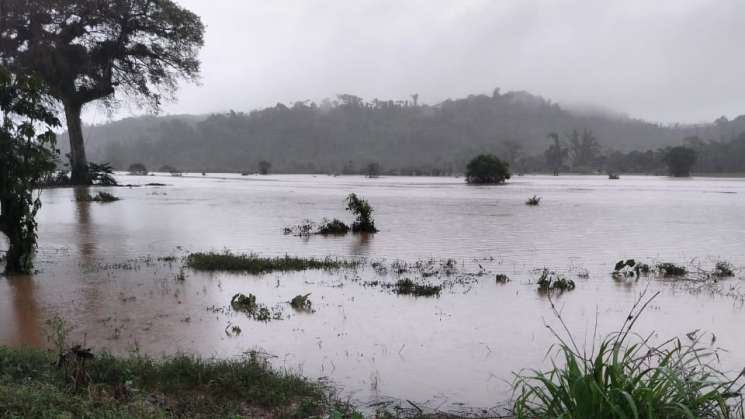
xmin=0 ymin=68 xmax=59 ymax=274
xmin=0 ymin=0 xmax=204 ymax=184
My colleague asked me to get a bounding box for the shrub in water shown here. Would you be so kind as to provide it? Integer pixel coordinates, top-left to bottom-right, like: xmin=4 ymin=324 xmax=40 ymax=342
xmin=345 ymin=193 xmax=377 ymax=233
xmin=656 ymin=262 xmax=688 ymax=277
xmin=317 ymin=218 xmax=350 ymax=235
xmin=465 ymin=154 xmax=511 ymax=184
xmin=714 ymin=261 xmax=735 ymax=278
xmin=496 ymin=274 xmax=511 ymax=284
xmin=526 ymin=195 xmax=541 ymax=206
xmin=536 ymin=269 xmax=575 ymax=293
xmin=290 ymin=294 xmax=313 ymax=311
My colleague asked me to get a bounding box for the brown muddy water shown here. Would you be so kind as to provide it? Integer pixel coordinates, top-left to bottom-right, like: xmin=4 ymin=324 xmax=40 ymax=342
xmin=1 ymin=173 xmax=744 ymax=414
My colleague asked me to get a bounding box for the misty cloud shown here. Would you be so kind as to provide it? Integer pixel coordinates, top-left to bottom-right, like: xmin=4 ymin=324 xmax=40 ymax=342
xmin=90 ymin=0 xmax=745 ymax=124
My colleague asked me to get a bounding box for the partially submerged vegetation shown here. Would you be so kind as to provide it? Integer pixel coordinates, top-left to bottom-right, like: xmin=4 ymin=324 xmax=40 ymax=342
xmin=185 ymin=251 xmax=359 ymax=274
xmin=284 ymin=193 xmax=377 ymax=236
xmin=465 ymin=154 xmax=511 ymax=184
xmin=0 ymin=345 xmax=355 ymax=418
xmin=345 ymin=193 xmax=377 ymax=233
xmin=290 ymin=293 xmax=313 ymax=312
xmin=714 ymin=261 xmax=735 ymax=277
xmin=76 ymin=191 xmax=121 ymax=203
xmin=393 ymin=278 xmax=441 ymax=297
xmin=525 ymin=195 xmax=541 ymax=206
xmin=536 ymin=269 xmax=576 ymax=293
xmin=512 ymin=291 xmax=745 ymax=418
xmin=230 ymin=293 xmax=280 ymax=321
xmin=495 ymin=274 xmax=511 ymax=284
xmin=656 ymin=262 xmax=688 ymax=277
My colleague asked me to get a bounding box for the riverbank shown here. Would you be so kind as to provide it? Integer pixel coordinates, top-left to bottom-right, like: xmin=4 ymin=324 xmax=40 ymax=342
xmin=0 ymin=345 xmax=358 ymax=418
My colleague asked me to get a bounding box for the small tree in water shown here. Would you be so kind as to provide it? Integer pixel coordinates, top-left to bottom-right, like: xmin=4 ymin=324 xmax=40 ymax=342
xmin=345 ymin=193 xmax=377 ymax=233
xmin=662 ymin=146 xmax=697 ymax=177
xmin=258 ymin=160 xmax=271 ymax=175
xmin=0 ymin=69 xmax=60 ymax=274
xmin=465 ymin=154 xmax=511 ymax=184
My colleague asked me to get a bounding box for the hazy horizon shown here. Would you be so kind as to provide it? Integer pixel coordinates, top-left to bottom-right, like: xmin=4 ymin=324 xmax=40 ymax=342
xmin=83 ymin=0 xmax=745 ymax=126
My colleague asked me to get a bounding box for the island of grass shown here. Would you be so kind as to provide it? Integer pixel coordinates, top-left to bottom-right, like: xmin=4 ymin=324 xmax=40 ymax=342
xmin=185 ymin=251 xmax=360 ymax=274
xmin=0 ymin=346 xmax=358 ymax=418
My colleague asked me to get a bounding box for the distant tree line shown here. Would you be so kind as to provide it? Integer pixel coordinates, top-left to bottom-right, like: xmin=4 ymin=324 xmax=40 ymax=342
xmin=61 ymin=90 xmax=745 ymax=176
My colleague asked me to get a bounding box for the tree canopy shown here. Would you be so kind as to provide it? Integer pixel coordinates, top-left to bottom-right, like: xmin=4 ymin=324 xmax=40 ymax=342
xmin=465 ymin=154 xmax=511 ymax=184
xmin=662 ymin=146 xmax=697 ymax=177
xmin=0 ymin=0 xmax=204 ymax=183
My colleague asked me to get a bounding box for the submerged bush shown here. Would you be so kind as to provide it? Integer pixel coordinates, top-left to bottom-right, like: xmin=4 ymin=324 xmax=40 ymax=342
xmin=656 ymin=262 xmax=688 ymax=277
xmin=76 ymin=191 xmax=120 ymax=203
xmin=495 ymin=274 xmax=511 ymax=284
xmin=525 ymin=195 xmax=541 ymax=206
xmin=512 ymin=292 xmax=745 ymax=419
xmin=230 ymin=293 xmax=278 ymax=321
xmin=714 ymin=261 xmax=735 ymax=278
xmin=394 ymin=278 xmax=441 ymax=297
xmin=186 ymin=251 xmax=359 ymax=273
xmin=465 ymin=154 xmax=511 ymax=184
xmin=317 ymin=218 xmax=350 ymax=235
xmin=290 ymin=293 xmax=313 ymax=311
xmin=536 ymin=269 xmax=575 ymax=293
xmin=345 ymin=193 xmax=377 ymax=233
xmin=613 ymin=259 xmax=651 ymax=279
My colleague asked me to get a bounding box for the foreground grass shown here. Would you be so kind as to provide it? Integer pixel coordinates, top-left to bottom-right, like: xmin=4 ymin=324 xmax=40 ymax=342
xmin=185 ymin=251 xmax=360 ymax=274
xmin=0 ymin=346 xmax=357 ymax=418
xmin=512 ymin=291 xmax=745 ymax=419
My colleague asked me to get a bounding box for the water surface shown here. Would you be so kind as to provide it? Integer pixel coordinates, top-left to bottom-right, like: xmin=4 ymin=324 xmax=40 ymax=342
xmin=1 ymin=174 xmax=744 ymax=413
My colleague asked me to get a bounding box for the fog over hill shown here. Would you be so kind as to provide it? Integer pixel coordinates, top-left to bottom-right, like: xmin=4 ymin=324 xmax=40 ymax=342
xmin=61 ymin=89 xmax=745 ymax=174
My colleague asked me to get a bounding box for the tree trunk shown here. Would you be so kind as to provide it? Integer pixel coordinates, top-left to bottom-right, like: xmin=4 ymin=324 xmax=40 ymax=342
xmin=0 ymin=202 xmax=30 ymax=275
xmin=63 ymin=101 xmax=90 ymax=185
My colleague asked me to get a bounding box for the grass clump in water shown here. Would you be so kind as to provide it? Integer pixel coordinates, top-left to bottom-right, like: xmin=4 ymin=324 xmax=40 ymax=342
xmin=186 ymin=251 xmax=358 ymax=273
xmin=394 ymin=278 xmax=441 ymax=297
xmin=512 ymin=291 xmax=745 ymax=419
xmin=0 ymin=345 xmax=356 ymax=418
xmin=656 ymin=262 xmax=688 ymax=277
xmin=495 ymin=274 xmax=511 ymax=284
xmin=536 ymin=269 xmax=576 ymax=293
xmin=230 ymin=293 xmax=279 ymax=321
xmin=525 ymin=195 xmax=541 ymax=206
xmin=77 ymin=191 xmax=120 ymax=203
xmin=290 ymin=293 xmax=313 ymax=312
xmin=714 ymin=261 xmax=735 ymax=278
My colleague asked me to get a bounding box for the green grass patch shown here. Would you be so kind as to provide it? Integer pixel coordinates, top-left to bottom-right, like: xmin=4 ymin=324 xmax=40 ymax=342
xmin=512 ymin=291 xmax=745 ymax=418
xmin=185 ymin=251 xmax=359 ymax=274
xmin=0 ymin=346 xmax=357 ymax=418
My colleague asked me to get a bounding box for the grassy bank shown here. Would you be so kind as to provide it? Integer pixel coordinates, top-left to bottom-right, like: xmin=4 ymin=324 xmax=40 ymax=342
xmin=185 ymin=251 xmax=360 ymax=274
xmin=0 ymin=346 xmax=358 ymax=418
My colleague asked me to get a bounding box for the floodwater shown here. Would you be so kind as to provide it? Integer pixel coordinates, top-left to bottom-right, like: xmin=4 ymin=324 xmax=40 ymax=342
xmin=1 ymin=174 xmax=744 ymax=413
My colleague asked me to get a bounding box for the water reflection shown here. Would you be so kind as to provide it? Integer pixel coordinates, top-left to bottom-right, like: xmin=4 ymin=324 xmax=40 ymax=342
xmin=6 ymin=276 xmax=42 ymax=347
xmin=349 ymin=232 xmax=373 ymax=256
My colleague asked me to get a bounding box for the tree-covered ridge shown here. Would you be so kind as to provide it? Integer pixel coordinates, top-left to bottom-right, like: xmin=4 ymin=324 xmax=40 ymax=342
xmin=62 ymin=89 xmax=745 ymax=175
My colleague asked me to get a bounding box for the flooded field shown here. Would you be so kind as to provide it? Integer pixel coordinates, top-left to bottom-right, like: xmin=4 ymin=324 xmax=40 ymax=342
xmin=1 ymin=174 xmax=744 ymax=414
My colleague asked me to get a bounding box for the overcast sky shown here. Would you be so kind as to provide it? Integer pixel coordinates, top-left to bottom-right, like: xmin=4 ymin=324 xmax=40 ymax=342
xmin=90 ymin=0 xmax=745 ymax=125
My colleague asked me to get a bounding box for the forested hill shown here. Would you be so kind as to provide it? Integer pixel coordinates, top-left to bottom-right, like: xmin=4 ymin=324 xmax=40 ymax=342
xmin=63 ymin=89 xmax=745 ymax=174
